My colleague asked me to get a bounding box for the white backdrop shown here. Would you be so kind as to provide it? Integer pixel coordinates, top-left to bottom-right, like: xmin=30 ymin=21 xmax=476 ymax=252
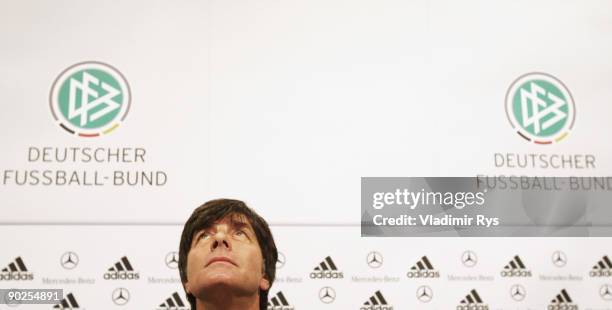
xmin=1 ymin=0 xmax=611 ymax=309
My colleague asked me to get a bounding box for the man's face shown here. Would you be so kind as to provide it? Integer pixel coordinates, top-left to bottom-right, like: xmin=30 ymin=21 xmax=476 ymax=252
xmin=184 ymin=214 xmax=269 ymax=299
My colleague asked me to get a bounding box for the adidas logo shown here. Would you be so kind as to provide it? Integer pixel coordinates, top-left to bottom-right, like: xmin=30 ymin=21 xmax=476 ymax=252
xmin=500 ymin=255 xmax=532 ymax=277
xmin=589 ymin=255 xmax=612 ymax=277
xmin=53 ymin=292 xmax=80 ymax=309
xmin=310 ymin=256 xmax=343 ymax=279
xmin=267 ymin=291 xmax=294 ymax=310
xmin=406 ymin=256 xmax=440 ymax=278
xmin=361 ymin=290 xmax=393 ymax=310
xmin=103 ymin=256 xmax=140 ymax=280
xmin=548 ymin=289 xmax=578 ymax=310
xmin=0 ymin=256 xmax=33 ymax=281
xmin=457 ymin=289 xmax=489 ymax=310
xmin=157 ymin=292 xmax=189 ymax=310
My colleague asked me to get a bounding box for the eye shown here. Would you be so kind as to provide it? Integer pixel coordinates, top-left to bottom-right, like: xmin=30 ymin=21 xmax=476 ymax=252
xmin=198 ymin=231 xmax=212 ymax=240
xmin=234 ymin=229 xmax=251 ymax=239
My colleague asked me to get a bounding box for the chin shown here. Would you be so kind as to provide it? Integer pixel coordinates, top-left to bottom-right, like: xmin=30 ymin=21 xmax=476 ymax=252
xmin=190 ymin=277 xmax=234 ymax=296
xmin=189 ymin=269 xmax=254 ymax=296
xmin=200 ymin=272 xmax=240 ymax=288
xmin=192 ymin=278 xmax=257 ymax=300
xmin=210 ymin=274 xmax=240 ymax=284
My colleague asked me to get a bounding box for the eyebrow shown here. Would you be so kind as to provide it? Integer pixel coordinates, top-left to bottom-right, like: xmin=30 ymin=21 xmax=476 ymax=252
xmin=192 ymin=217 xmax=255 ymax=239
xmin=228 ymin=220 xmax=256 ymax=237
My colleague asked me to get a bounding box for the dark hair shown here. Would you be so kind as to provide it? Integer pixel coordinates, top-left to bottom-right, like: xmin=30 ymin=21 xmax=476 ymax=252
xmin=179 ymin=199 xmax=277 ymax=310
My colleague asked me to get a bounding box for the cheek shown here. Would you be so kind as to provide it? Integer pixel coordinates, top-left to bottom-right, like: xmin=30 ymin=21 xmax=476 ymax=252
xmin=245 ymin=246 xmax=265 ymax=276
xmin=186 ymin=249 xmax=206 ymax=279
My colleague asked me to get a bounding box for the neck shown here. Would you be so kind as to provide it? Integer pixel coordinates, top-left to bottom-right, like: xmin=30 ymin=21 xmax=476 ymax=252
xmin=196 ymin=293 xmax=260 ymax=310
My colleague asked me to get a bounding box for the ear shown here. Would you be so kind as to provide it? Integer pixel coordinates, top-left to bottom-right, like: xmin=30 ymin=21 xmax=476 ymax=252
xmin=259 ymin=277 xmax=270 ymax=291
xmin=184 ymin=281 xmax=192 ymax=294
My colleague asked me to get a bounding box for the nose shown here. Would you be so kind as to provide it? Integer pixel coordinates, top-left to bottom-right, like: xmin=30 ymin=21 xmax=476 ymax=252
xmin=210 ymin=231 xmax=231 ymax=252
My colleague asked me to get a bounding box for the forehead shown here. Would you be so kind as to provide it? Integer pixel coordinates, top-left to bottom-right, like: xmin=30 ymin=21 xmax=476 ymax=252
xmin=214 ymin=214 xmax=252 ymax=228
xmin=193 ymin=213 xmax=254 ymax=234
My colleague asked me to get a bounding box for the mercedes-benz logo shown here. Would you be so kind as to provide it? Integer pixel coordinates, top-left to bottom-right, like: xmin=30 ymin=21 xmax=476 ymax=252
xmin=416 ymin=285 xmax=433 ymax=303
xmin=366 ymin=251 xmax=383 ymax=269
xmin=6 ymin=300 xmax=19 ymax=307
xmin=510 ymin=284 xmax=526 ymax=301
xmin=461 ymin=250 xmax=477 ymax=267
xmin=112 ymin=288 xmax=130 ymax=305
xmin=4 ymin=288 xmax=20 ymax=307
xmin=276 ymin=252 xmax=286 ymax=269
xmin=318 ymin=286 xmax=336 ymax=304
xmin=600 ymin=284 xmax=612 ymax=301
xmin=165 ymin=251 xmax=179 ymax=269
xmin=552 ymin=251 xmax=567 ymax=268
xmin=60 ymin=251 xmax=79 ymax=270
